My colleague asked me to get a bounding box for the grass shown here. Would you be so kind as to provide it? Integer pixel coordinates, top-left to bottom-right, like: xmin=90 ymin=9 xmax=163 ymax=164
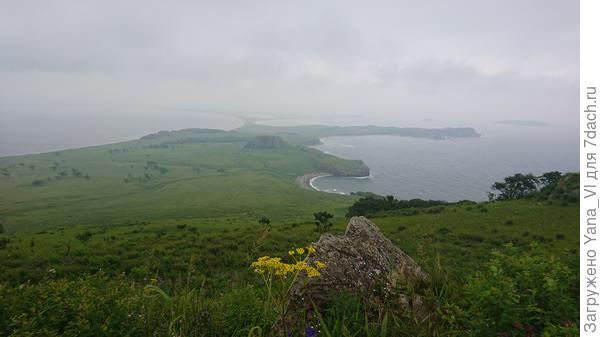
xmin=0 ymin=199 xmax=577 ymax=286
xmin=0 ymin=126 xmax=579 ymax=336
xmin=0 ymin=130 xmax=366 ymax=233
xmin=0 ymin=198 xmax=578 ymax=336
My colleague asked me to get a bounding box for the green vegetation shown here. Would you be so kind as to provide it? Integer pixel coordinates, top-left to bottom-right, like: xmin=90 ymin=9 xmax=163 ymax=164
xmin=0 ymin=197 xmax=578 ymax=336
xmin=0 ymin=128 xmax=368 ymax=233
xmin=313 ymin=211 xmax=334 ymax=231
xmin=244 ymin=136 xmax=291 ymax=150
xmin=0 ymin=123 xmax=579 ymax=336
xmin=237 ymin=122 xmax=481 ymax=141
xmin=346 ymin=195 xmax=451 ymax=217
xmin=487 ymin=171 xmax=577 ymax=202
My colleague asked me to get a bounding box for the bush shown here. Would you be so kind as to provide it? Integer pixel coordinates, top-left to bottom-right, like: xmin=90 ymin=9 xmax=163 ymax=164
xmin=347 ymin=196 xmax=447 ymax=217
xmin=463 ymin=245 xmax=578 ymax=336
xmin=0 ymin=274 xmax=145 ymax=337
xmin=215 ymin=285 xmax=271 ymax=336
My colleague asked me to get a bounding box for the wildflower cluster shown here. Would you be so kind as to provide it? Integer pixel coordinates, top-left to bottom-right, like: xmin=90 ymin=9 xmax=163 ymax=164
xmin=250 ymin=244 xmax=327 ymax=334
xmin=251 ymin=246 xmax=326 ymax=279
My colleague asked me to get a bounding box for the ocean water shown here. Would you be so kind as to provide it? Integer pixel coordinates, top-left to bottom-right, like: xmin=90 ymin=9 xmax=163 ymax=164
xmin=0 ymin=111 xmax=243 ymax=157
xmin=310 ymin=124 xmax=578 ymax=201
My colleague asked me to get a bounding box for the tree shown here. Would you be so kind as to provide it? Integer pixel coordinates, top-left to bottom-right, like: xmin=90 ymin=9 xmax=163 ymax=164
xmin=314 ymin=211 xmax=334 ymax=231
xmin=31 ymin=180 xmax=44 ymax=187
xmin=489 ymin=173 xmax=539 ymax=200
xmin=539 ymin=171 xmax=562 ymax=189
xmin=346 ymin=196 xmax=446 ymax=217
xmin=0 ymin=222 xmax=4 ymax=234
xmin=258 ymin=216 xmax=271 ymax=227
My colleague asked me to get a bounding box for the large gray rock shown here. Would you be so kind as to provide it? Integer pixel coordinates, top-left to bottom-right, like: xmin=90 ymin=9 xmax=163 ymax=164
xmin=294 ymin=216 xmax=427 ymax=302
xmin=276 ymin=216 xmax=428 ymax=334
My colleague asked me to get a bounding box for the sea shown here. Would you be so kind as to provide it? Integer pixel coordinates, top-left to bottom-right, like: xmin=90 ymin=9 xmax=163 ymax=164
xmin=1 ymin=113 xmax=578 ymax=202
xmin=260 ymin=117 xmax=579 ymax=202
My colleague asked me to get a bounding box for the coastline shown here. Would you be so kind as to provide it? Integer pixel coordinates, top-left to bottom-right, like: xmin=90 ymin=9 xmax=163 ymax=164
xmin=296 ymin=173 xmax=331 ymax=191
xmin=296 ymin=172 xmax=373 ymax=193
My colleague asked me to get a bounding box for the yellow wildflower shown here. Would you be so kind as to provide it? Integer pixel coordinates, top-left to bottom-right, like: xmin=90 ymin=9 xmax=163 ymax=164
xmin=306 ymin=267 xmax=321 ymax=278
xmin=250 ymin=247 xmax=326 ymax=280
xmin=294 ymin=261 xmax=308 ymax=271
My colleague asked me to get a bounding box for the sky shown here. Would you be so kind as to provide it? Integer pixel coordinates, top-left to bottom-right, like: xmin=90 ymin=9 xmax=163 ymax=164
xmin=0 ymin=0 xmax=579 ymax=155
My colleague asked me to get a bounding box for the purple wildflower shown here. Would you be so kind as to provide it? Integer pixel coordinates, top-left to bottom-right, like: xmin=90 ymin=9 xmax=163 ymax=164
xmin=305 ymin=326 xmax=317 ymax=337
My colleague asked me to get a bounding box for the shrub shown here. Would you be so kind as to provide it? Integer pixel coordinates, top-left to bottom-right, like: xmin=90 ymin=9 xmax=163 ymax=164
xmin=313 ymin=211 xmax=334 ymax=232
xmin=0 ymin=238 xmax=9 ymax=249
xmin=463 ymin=245 xmax=578 ymax=336
xmin=459 ymin=234 xmax=484 ymax=242
xmin=437 ymin=227 xmax=451 ymax=235
xmin=0 ymin=274 xmax=145 ymax=337
xmin=346 ymin=196 xmax=447 ymax=217
xmin=216 ymin=285 xmax=270 ymax=336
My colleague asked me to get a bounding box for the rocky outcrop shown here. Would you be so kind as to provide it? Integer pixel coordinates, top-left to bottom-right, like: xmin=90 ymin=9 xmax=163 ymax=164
xmin=294 ymin=217 xmax=427 ymax=301
xmin=276 ymin=217 xmax=427 ymax=334
xmin=244 ymin=135 xmax=290 ymax=149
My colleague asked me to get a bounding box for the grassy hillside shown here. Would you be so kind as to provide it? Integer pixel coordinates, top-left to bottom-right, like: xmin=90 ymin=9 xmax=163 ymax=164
xmin=0 ymin=124 xmax=578 ymax=336
xmin=0 ymin=198 xmax=578 ymax=336
xmin=0 ymin=199 xmax=577 ymax=285
xmin=0 ymin=129 xmax=369 ymax=233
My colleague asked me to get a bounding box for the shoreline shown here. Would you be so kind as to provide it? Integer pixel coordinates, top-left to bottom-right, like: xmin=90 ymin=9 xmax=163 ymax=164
xmin=296 ymin=172 xmax=373 ymax=193
xmin=296 ymin=173 xmax=331 ymax=191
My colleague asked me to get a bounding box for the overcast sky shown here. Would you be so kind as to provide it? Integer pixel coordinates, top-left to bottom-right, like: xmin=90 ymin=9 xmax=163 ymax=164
xmin=0 ymin=0 xmax=579 ymax=154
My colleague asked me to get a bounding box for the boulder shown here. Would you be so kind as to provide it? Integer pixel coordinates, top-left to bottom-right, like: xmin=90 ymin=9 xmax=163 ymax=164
xmin=276 ymin=216 xmax=428 ymax=334
xmin=295 ymin=216 xmax=426 ymax=300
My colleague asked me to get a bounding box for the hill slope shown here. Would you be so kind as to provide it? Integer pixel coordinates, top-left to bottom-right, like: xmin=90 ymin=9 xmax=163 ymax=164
xmin=0 ymin=129 xmax=369 ymax=232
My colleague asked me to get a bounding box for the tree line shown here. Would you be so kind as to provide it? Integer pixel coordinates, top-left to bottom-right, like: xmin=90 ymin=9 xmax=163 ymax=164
xmin=345 ymin=171 xmax=574 ymax=217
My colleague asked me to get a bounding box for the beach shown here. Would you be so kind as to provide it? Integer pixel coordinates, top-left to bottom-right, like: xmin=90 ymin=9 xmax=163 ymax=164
xmin=296 ymin=173 xmax=331 ymax=191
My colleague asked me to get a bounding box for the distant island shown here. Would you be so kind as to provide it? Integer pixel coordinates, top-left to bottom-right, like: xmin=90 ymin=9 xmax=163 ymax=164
xmin=496 ymin=120 xmax=550 ymax=127
xmin=140 ymin=122 xmax=482 ymax=148
xmin=237 ymin=122 xmax=481 ymax=145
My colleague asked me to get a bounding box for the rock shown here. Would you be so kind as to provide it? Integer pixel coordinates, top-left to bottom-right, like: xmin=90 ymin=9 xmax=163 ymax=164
xmin=296 ymin=216 xmax=427 ymax=300
xmin=271 ymin=216 xmax=428 ymax=336
xmin=276 ymin=217 xmax=428 ymax=334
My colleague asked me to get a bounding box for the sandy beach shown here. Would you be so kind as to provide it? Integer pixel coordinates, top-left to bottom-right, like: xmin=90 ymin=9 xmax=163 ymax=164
xmin=296 ymin=173 xmax=331 ymax=191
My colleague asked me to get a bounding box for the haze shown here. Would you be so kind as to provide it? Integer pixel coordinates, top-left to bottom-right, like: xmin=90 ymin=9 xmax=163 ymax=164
xmin=0 ymin=0 xmax=579 ymax=156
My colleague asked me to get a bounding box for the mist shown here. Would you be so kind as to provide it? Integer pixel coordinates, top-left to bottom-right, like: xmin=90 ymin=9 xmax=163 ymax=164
xmin=0 ymin=0 xmax=579 ymax=156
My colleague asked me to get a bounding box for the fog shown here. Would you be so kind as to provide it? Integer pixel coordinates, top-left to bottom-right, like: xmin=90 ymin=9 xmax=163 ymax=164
xmin=0 ymin=0 xmax=578 ymax=156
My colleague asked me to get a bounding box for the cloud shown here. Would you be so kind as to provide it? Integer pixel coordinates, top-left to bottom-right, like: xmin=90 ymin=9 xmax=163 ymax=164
xmin=0 ymin=0 xmax=578 ymax=130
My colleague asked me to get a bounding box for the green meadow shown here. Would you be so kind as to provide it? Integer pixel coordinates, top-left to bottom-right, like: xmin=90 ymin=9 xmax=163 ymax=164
xmin=0 ymin=126 xmax=579 ymax=336
xmin=0 ymin=128 xmax=367 ymax=233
